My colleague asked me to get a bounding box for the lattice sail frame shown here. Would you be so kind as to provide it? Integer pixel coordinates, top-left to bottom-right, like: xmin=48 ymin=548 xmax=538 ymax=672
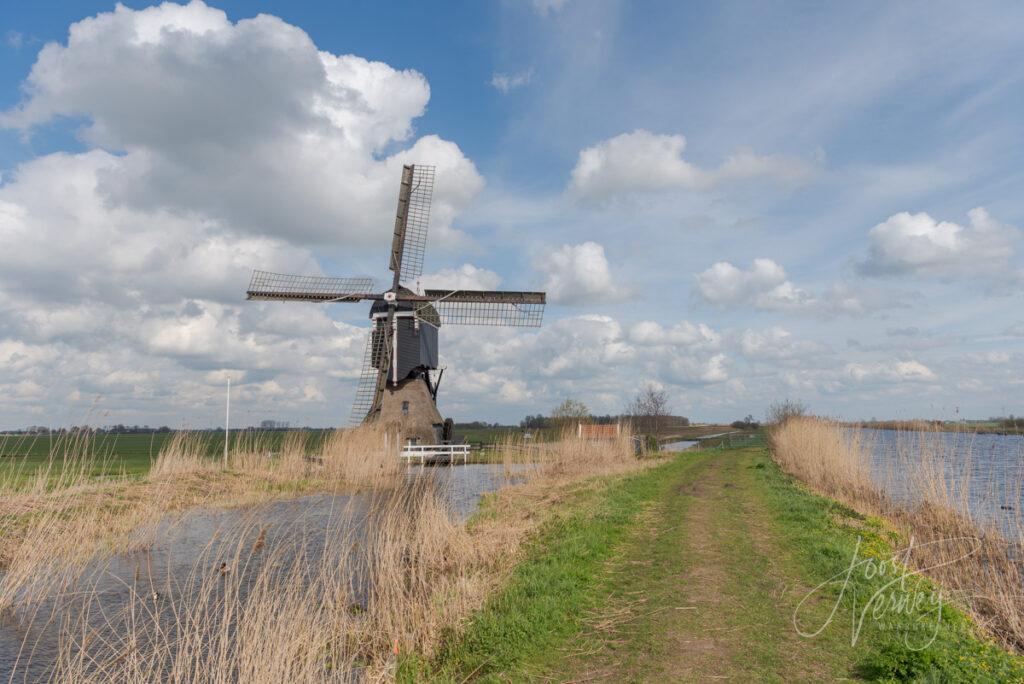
xmin=243 ymin=162 xmax=548 ymax=426
xmin=398 ymin=164 xmax=434 ymax=285
xmin=420 ymin=289 xmax=546 ymax=327
xmin=349 ymin=326 xmax=388 ymax=426
xmin=247 ymin=271 xmax=374 ymax=302
xmin=430 ymin=300 xmax=545 ymax=327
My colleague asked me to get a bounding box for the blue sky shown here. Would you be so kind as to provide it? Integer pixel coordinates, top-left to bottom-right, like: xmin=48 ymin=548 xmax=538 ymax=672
xmin=1 ymin=0 xmax=1022 ymax=429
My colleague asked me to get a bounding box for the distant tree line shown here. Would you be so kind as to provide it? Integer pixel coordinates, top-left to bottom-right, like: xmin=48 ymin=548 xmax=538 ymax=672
xmin=518 ymin=390 xmax=691 ymax=434
xmin=8 ymin=425 xmax=174 ymax=435
xmin=3 ymin=424 xmax=328 ymax=435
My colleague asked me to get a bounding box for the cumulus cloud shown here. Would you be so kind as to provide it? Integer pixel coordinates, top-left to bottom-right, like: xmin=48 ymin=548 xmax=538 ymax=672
xmin=666 ymin=353 xmax=728 ymax=385
xmin=629 ymin=321 xmax=721 ymax=349
xmin=0 ymin=2 xmax=489 ymax=427
xmin=420 ymin=264 xmax=502 ymax=290
xmin=534 ymin=241 xmax=622 ymax=304
xmin=693 ymin=258 xmax=861 ymax=315
xmin=0 ymin=1 xmax=484 ymax=247
xmin=843 ymin=360 xmax=937 ymax=383
xmin=568 ymin=129 xmax=819 ymax=200
xmin=860 ymin=208 xmax=1021 ymax=279
xmin=435 ymin=313 xmax=729 ymax=420
xmin=490 ymin=69 xmax=533 ymax=94
xmin=623 ymin=319 xmax=727 ymax=385
xmin=739 ymin=326 xmax=827 ymax=361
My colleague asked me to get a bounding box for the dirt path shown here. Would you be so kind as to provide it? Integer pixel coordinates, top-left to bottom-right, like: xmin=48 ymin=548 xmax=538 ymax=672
xmin=548 ymin=446 xmax=861 ymax=682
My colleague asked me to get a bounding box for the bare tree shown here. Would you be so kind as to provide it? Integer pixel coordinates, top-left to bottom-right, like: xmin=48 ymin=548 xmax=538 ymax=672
xmin=626 ymin=385 xmax=670 ymax=434
xmin=551 ymin=398 xmax=590 ymax=429
xmin=765 ymin=399 xmax=808 ymax=426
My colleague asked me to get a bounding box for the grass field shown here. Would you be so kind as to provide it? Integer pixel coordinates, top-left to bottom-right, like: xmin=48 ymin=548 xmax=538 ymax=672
xmin=408 ymin=441 xmax=1024 ymax=681
xmin=0 ymin=430 xmax=333 ymax=483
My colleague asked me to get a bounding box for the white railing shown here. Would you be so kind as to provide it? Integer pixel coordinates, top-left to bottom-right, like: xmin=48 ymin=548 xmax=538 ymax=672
xmin=400 ymin=443 xmax=470 ymax=465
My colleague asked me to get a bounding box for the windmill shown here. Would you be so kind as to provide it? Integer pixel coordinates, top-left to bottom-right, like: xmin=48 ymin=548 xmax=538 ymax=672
xmin=246 ymin=164 xmax=546 ymax=445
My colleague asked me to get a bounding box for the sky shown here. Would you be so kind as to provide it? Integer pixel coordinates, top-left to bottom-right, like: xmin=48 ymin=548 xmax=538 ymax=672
xmin=1 ymin=0 xmax=1023 ymax=429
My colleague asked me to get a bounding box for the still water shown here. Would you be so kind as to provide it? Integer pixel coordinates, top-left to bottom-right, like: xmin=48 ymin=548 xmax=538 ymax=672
xmin=865 ymin=428 xmax=1024 ymax=533
xmin=0 ymin=463 xmax=520 ymax=682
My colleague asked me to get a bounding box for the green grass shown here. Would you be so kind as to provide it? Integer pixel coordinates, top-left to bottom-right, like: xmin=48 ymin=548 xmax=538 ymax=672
xmin=0 ymin=432 xmax=166 ymax=483
xmin=755 ymin=448 xmax=1024 ymax=682
xmin=0 ymin=430 xmax=333 ymax=485
xmin=403 ymin=445 xmax=1024 ymax=682
xmin=400 ymin=456 xmax=703 ymax=682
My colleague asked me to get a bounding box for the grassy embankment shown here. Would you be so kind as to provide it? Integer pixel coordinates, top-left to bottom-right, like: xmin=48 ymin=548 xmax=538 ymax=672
xmin=410 ymin=439 xmax=1024 ymax=681
xmin=773 ymin=417 xmax=1024 ymax=660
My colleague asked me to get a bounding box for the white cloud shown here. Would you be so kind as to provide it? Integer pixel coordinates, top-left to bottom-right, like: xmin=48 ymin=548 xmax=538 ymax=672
xmin=6 ymin=31 xmax=23 ymax=49
xmin=490 ymin=69 xmax=533 ymax=94
xmin=534 ymin=241 xmax=622 ymax=304
xmin=666 ymin=353 xmax=728 ymax=385
xmin=0 ymin=1 xmax=484 ymax=248
xmin=860 ymin=208 xmax=1021 ymax=279
xmin=694 ymin=258 xmax=871 ymax=315
xmin=420 ymin=264 xmax=502 ymax=290
xmin=568 ymin=129 xmax=819 ymax=200
xmin=739 ymin=326 xmax=826 ymax=360
xmin=629 ymin=321 xmax=721 ymax=349
xmin=0 ymin=2 xmax=489 ymax=428
xmin=843 ymin=360 xmax=937 ymax=383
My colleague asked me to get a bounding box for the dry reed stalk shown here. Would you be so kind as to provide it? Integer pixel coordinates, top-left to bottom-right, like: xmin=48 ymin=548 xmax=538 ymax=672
xmin=6 ymin=423 xmax=652 ymax=680
xmin=497 ymin=425 xmax=644 ymax=482
xmin=770 ymin=416 xmax=1024 ymax=651
xmin=46 ymin=474 xmax=517 ymax=681
xmin=0 ymin=426 xmax=393 ymax=614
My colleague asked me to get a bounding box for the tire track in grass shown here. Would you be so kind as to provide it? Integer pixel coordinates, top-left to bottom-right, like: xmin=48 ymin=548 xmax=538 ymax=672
xmin=554 ymin=447 xmax=858 ymax=682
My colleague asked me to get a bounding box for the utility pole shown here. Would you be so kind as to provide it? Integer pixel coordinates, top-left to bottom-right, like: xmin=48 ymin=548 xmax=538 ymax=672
xmin=224 ymin=377 xmax=231 ymax=467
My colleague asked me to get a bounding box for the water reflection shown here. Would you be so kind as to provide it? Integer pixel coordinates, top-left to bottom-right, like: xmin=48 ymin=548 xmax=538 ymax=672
xmin=865 ymin=428 xmax=1024 ymax=533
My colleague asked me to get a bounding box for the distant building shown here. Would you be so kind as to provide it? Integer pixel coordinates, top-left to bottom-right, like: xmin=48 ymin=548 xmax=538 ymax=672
xmin=577 ymin=423 xmax=621 ymax=440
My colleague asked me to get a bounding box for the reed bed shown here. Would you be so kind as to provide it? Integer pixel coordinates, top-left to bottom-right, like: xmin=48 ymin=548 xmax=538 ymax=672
xmin=0 ymin=426 xmax=399 ymax=613
xmin=497 ymin=425 xmax=642 ymax=481
xmin=47 ymin=477 xmax=492 ymax=682
xmin=1 ymin=426 xmax=648 ymax=680
xmin=770 ymin=416 xmax=1024 ymax=651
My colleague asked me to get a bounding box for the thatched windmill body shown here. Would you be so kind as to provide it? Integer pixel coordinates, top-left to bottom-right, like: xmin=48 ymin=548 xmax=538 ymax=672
xmin=246 ymin=165 xmax=546 ymax=444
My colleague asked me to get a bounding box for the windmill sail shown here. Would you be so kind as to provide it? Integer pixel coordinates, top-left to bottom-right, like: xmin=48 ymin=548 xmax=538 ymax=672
xmin=246 ymin=271 xmax=374 ymax=302
xmin=422 ymin=289 xmax=546 ymax=327
xmin=349 ymin=327 xmax=388 ymax=426
xmin=246 ymin=161 xmax=548 ymax=432
xmin=389 ymin=164 xmax=434 ymax=286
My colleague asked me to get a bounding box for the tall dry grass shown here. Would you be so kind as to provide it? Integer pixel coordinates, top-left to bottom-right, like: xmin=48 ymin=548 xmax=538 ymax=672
xmin=2 ymin=425 xmax=649 ymax=680
xmin=0 ymin=426 xmax=398 ymax=614
xmin=771 ymin=416 xmax=1024 ymax=651
xmin=48 ymin=477 xmax=495 ymax=682
xmin=497 ymin=425 xmax=641 ymax=481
